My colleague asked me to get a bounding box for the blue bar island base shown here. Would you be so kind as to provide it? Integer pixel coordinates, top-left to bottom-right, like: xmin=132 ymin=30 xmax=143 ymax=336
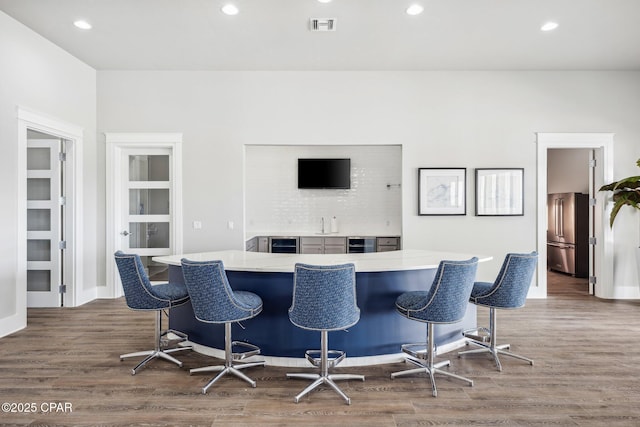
xmin=168 ymin=265 xmax=477 ymax=364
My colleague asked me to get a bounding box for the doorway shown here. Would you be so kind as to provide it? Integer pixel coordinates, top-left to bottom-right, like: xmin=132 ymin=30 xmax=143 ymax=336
xmin=547 ymin=148 xmax=592 ymax=296
xmin=535 ymin=133 xmax=614 ymax=299
xmin=105 ymin=133 xmax=183 ymax=298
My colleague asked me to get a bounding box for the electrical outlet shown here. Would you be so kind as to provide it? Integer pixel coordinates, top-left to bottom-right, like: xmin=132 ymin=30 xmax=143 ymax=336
xmin=227 ymin=221 xmax=234 ymax=230
xmin=193 ymin=221 xmax=202 ymax=229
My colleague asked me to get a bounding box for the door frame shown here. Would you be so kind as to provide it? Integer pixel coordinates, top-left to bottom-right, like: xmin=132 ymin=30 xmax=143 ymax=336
xmin=17 ymin=107 xmax=84 ymax=308
xmin=104 ymin=133 xmax=183 ymax=298
xmin=535 ymin=132 xmax=614 ymax=299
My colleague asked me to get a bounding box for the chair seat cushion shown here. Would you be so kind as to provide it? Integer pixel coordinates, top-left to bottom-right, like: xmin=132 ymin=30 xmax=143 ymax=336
xmin=150 ymin=282 xmax=190 ymax=304
xmin=470 ymin=280 xmax=524 ymax=308
xmin=234 ymin=290 xmax=263 ymax=311
xmin=395 ymin=291 xmax=430 ymax=322
xmin=470 ymin=281 xmax=493 ymax=301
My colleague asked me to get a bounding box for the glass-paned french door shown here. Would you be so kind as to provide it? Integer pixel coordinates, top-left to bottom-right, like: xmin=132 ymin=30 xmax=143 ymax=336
xmin=26 ymin=138 xmax=65 ymax=307
xmin=121 ymin=149 xmax=172 ymax=282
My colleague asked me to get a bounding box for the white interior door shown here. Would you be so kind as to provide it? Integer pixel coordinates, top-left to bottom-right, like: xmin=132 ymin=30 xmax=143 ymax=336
xmin=105 ymin=133 xmax=183 ymax=298
xmin=590 ymin=148 xmax=604 ymax=295
xmin=26 ymin=138 xmax=63 ymax=307
xmin=119 ymin=148 xmax=173 ymax=284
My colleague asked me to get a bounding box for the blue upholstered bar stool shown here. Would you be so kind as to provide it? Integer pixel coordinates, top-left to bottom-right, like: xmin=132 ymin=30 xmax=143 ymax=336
xmin=114 ymin=251 xmax=192 ymax=375
xmin=287 ymin=263 xmax=365 ymax=405
xmin=391 ymin=257 xmax=478 ymax=397
xmin=458 ymin=252 xmax=538 ymax=371
xmin=180 ymin=258 xmax=265 ymax=394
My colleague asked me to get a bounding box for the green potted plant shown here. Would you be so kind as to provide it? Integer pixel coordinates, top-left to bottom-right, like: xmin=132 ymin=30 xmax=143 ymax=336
xmin=599 ymin=158 xmax=640 ymax=227
xmin=599 ymin=158 xmax=640 ymax=286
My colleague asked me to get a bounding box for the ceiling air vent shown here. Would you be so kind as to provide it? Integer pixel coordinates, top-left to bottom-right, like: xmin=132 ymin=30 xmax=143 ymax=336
xmin=309 ymin=18 xmax=337 ymax=32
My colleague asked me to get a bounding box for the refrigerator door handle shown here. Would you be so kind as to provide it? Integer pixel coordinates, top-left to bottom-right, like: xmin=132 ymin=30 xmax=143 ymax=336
xmin=558 ymin=199 xmax=564 ymax=238
xmin=553 ymin=198 xmax=562 ymax=238
xmin=554 ymin=199 xmax=558 ymax=237
xmin=547 ymin=242 xmax=574 ymax=249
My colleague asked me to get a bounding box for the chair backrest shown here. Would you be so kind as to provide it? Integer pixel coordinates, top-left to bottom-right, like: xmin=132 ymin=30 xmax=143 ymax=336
xmin=289 ymin=263 xmax=359 ymax=331
xmin=180 ymin=258 xmax=259 ymax=323
xmin=473 ymin=251 xmax=538 ymax=309
xmin=406 ymin=257 xmax=478 ymax=323
xmin=114 ymin=250 xmax=170 ymax=310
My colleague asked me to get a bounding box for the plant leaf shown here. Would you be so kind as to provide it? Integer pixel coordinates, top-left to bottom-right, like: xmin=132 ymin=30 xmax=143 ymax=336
xmin=612 ymin=176 xmax=640 ymax=191
xmin=597 ymin=158 xmax=640 ymax=227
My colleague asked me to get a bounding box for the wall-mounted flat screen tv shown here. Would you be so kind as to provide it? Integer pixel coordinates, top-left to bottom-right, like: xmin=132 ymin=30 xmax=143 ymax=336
xmin=298 ymin=158 xmax=351 ymax=189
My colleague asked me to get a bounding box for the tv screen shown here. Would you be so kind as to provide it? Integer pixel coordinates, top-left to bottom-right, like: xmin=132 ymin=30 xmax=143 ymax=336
xmin=298 ymin=158 xmax=351 ymax=189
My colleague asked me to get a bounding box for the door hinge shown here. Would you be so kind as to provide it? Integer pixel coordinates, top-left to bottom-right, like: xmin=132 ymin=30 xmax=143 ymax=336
xmin=589 ymin=237 xmax=597 ymax=245
xmin=589 ymin=159 xmax=596 ymax=168
xmin=59 ymin=152 xmax=66 ymax=162
xmin=59 ymin=284 xmax=67 ymax=294
xmin=589 ymin=198 xmax=597 ymax=206
xmin=59 ymin=196 xmax=66 ymax=206
xmin=589 ymin=276 xmax=597 ymax=285
xmin=59 ymin=240 xmax=67 ymax=250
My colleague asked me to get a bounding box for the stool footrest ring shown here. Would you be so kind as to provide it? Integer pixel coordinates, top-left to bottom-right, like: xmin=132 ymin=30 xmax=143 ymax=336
xmin=462 ymin=327 xmax=492 ymax=343
xmin=231 ymin=341 xmax=261 ymax=361
xmin=400 ymin=342 xmax=439 ymax=360
xmin=304 ymin=349 xmax=346 ymax=368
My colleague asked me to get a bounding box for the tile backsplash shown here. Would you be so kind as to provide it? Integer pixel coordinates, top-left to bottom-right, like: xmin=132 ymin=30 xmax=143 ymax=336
xmin=245 ymin=145 xmax=402 ymax=235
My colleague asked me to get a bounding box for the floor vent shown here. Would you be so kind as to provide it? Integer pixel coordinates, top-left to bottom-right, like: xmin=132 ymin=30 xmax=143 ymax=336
xmin=309 ymin=18 xmax=337 ymax=32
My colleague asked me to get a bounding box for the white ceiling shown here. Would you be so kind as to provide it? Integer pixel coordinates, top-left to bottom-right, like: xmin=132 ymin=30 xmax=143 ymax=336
xmin=1 ymin=0 xmax=639 ymax=71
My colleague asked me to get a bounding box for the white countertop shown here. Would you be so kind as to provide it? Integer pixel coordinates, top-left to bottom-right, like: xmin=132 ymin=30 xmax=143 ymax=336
xmin=153 ymin=249 xmax=491 ymax=273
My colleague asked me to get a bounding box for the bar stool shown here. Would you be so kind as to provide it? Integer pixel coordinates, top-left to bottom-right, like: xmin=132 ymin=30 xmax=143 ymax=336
xmin=114 ymin=251 xmax=192 ymax=375
xmin=286 ymin=263 xmax=365 ymax=405
xmin=458 ymin=252 xmax=538 ymax=371
xmin=180 ymin=258 xmax=265 ymax=394
xmin=391 ymin=257 xmax=478 ymax=397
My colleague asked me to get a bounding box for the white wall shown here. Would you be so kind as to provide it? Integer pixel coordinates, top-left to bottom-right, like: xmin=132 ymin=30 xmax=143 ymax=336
xmin=0 ymin=11 xmax=97 ymax=336
xmin=1 ymin=11 xmax=638 ymax=344
xmin=245 ymin=145 xmax=402 ymax=235
xmin=97 ymin=70 xmax=640 ymax=296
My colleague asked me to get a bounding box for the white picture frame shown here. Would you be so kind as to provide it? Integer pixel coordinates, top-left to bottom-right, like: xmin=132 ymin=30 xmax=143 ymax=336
xmin=475 ymin=168 xmax=524 ymax=216
xmin=418 ymin=168 xmax=466 ymax=215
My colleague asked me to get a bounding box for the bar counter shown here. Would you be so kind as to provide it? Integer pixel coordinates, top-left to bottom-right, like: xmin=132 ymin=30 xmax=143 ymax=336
xmin=153 ymin=250 xmax=490 ymax=366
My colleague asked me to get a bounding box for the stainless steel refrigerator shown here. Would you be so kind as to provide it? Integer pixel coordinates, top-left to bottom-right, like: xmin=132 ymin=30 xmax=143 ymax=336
xmin=547 ymin=193 xmax=589 ymax=278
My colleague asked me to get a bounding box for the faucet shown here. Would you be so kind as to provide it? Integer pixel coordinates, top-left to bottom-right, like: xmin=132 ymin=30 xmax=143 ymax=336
xmin=321 ymin=217 xmax=325 ymax=234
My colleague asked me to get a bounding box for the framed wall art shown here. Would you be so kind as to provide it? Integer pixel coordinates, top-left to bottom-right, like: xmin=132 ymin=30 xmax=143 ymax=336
xmin=475 ymin=168 xmax=524 ymax=216
xmin=418 ymin=168 xmax=466 ymax=215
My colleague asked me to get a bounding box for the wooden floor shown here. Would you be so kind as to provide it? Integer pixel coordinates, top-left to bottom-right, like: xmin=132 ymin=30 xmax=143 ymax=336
xmin=1 ymin=274 xmax=639 ymax=426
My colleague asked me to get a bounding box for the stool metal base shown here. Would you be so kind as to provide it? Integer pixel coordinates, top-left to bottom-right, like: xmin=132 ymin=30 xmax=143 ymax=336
xmin=287 ymin=372 xmax=365 ymax=405
xmin=120 ymin=310 xmax=192 ymax=375
xmin=391 ymin=323 xmax=473 ymax=397
xmin=286 ymin=330 xmax=365 ymax=405
xmin=458 ymin=308 xmax=533 ymax=372
xmin=458 ymin=342 xmax=533 ymax=372
xmin=192 ymin=361 xmax=266 ymax=394
xmin=190 ymin=323 xmax=265 ymax=394
xmin=121 ymin=346 xmax=192 ymax=375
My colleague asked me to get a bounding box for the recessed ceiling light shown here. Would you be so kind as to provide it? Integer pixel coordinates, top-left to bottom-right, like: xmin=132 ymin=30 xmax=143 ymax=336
xmin=317 ymin=0 xmax=332 ymax=3
xmin=541 ymin=21 xmax=559 ymax=32
xmin=406 ymin=4 xmax=424 ymax=16
xmin=221 ymin=4 xmax=239 ymax=16
xmin=73 ymin=20 xmax=92 ymax=30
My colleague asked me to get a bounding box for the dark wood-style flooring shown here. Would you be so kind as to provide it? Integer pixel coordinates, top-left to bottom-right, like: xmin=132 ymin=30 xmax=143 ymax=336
xmin=1 ymin=272 xmax=639 ymax=426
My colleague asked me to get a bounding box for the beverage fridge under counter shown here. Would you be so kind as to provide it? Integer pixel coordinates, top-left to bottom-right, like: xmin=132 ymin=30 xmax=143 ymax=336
xmin=547 ymin=192 xmax=589 ymax=278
